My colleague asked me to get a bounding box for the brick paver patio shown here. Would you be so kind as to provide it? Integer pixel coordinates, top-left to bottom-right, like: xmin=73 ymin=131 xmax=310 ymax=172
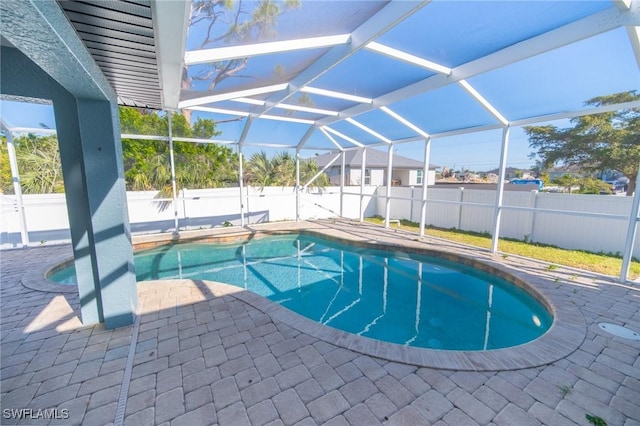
xmin=1 ymin=220 xmax=639 ymax=425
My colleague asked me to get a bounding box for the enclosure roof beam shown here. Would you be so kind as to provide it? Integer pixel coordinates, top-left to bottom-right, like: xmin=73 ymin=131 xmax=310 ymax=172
xmin=380 ymin=106 xmax=430 ymax=139
xmin=178 ymin=83 xmax=288 ymax=108
xmin=319 ymin=127 xmax=345 ymax=151
xmin=345 ymin=117 xmax=392 ymax=144
xmin=323 ymin=126 xmax=364 ymax=147
xmin=365 ymin=42 xmax=451 ymax=75
xmin=458 ymin=80 xmax=509 ymax=126
xmin=300 ymin=87 xmax=373 ymax=104
xmin=317 ymin=3 xmax=640 ymax=127
xmin=185 ymin=34 xmax=351 ymax=65
xmin=251 ymin=1 xmax=431 ymax=116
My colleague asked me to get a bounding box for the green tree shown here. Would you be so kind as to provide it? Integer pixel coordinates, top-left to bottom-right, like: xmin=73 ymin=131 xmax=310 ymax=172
xmin=245 ymin=151 xmax=273 ymax=189
xmin=553 ymin=174 xmax=579 ymax=194
xmin=1 ymin=107 xmax=234 ymax=194
xmin=526 ymin=91 xmax=640 ymax=195
xmin=119 ymin=107 xmax=235 ymax=191
xmin=0 ymin=134 xmax=64 ymax=194
xmin=578 ymin=177 xmax=612 ymax=195
xmin=245 ymin=150 xmax=328 ymax=189
xmin=186 ymin=0 xmax=300 ymax=90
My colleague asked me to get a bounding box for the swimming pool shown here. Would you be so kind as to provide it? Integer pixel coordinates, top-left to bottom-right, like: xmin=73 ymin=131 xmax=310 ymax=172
xmin=49 ymin=233 xmax=552 ymax=350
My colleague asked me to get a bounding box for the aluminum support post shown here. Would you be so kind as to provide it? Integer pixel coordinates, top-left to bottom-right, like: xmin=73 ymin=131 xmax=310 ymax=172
xmin=238 ymin=145 xmax=246 ymax=226
xmin=167 ymin=113 xmax=179 ymax=234
xmin=620 ymin=162 xmax=640 ymax=282
xmin=491 ymin=127 xmax=510 ymax=253
xmin=296 ymin=150 xmax=301 ymax=222
xmin=359 ymin=148 xmax=367 ymax=222
xmin=419 ymin=138 xmax=432 ymax=237
xmin=384 ymin=145 xmax=394 ymax=228
xmin=2 ymin=126 xmax=30 ymax=246
xmin=340 ymin=150 xmax=346 ymax=217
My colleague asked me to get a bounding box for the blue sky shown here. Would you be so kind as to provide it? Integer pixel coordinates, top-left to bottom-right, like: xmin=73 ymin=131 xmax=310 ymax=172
xmin=2 ymin=1 xmax=638 ymax=173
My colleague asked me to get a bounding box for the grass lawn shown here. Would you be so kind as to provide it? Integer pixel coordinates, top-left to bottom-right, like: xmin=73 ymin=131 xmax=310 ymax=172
xmin=365 ymin=217 xmax=640 ymax=280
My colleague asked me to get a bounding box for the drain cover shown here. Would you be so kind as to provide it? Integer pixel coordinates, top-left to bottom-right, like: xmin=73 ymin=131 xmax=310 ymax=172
xmin=598 ymin=323 xmax=640 ymax=340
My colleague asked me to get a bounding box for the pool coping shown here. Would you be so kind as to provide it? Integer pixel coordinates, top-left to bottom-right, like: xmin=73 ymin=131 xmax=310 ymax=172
xmin=25 ymin=220 xmax=587 ymax=371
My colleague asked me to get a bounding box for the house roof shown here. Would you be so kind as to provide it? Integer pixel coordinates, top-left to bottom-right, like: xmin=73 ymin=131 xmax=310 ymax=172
xmin=314 ymin=148 xmax=437 ymax=169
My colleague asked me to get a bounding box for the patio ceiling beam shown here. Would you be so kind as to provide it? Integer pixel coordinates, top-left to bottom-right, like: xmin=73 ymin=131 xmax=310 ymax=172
xmin=184 ymin=34 xmax=351 ymax=65
xmin=317 ymin=3 xmax=640 ymax=127
xmin=365 ymin=42 xmax=451 ymax=75
xmin=345 ymin=117 xmax=392 ymax=144
xmin=254 ymin=1 xmax=431 ymax=117
xmin=178 ymin=83 xmax=288 ymax=109
xmin=458 ymin=80 xmax=509 ymax=126
xmin=151 ymin=0 xmax=189 ymax=110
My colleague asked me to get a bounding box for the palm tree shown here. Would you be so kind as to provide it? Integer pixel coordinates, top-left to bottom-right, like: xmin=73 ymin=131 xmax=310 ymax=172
xmin=271 ymin=151 xmax=296 ymax=186
xmin=245 ymin=151 xmax=273 ymax=189
xmin=244 ymin=150 xmax=329 ymax=190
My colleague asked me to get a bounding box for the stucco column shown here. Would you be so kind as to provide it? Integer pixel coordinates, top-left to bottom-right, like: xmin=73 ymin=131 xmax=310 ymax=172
xmin=55 ymin=97 xmax=139 ymax=328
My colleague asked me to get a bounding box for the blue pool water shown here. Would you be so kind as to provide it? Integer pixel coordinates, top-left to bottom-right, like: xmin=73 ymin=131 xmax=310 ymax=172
xmin=50 ymin=234 xmax=552 ymax=350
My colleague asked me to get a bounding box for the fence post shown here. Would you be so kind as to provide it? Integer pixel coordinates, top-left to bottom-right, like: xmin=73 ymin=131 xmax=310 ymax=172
xmin=457 ymin=187 xmax=464 ymax=230
xmin=529 ymin=190 xmax=538 ymax=242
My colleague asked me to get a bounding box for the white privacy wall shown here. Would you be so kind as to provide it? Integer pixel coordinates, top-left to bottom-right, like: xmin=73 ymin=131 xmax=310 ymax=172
xmin=1 ymin=186 xmax=638 ymax=259
xmin=0 ymin=186 xmax=378 ymax=248
xmin=375 ymin=186 xmax=639 ymax=257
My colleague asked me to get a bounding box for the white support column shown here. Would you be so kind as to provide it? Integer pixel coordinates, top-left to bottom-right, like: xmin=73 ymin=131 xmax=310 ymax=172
xmin=167 ymin=113 xmax=179 ymax=234
xmin=419 ymin=138 xmax=432 ymax=237
xmin=359 ymin=148 xmax=367 ymax=222
xmin=384 ymin=144 xmax=394 ymax=228
xmin=238 ymin=144 xmax=246 ymax=227
xmin=340 ymin=150 xmax=346 ymax=217
xmin=620 ymin=162 xmax=640 ymax=282
xmin=491 ymin=127 xmax=510 ymax=253
xmin=296 ymin=150 xmax=301 ymax=222
xmin=3 ymin=127 xmax=30 ymax=246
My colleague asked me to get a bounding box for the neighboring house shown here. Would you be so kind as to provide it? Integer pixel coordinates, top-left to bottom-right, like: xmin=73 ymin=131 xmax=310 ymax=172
xmin=547 ymin=165 xmax=583 ymax=181
xmin=313 ymin=148 xmax=438 ymax=186
xmin=484 ymin=167 xmax=533 ymax=180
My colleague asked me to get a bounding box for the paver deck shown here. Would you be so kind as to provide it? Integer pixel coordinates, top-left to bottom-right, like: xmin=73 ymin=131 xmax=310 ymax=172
xmin=1 ymin=219 xmax=639 ymax=425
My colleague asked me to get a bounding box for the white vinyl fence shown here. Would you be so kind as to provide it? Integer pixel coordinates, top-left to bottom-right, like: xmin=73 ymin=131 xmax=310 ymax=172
xmin=2 ymin=185 xmax=638 ymax=260
xmin=0 ymin=186 xmax=377 ymax=249
xmin=375 ymin=186 xmax=639 ymax=258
